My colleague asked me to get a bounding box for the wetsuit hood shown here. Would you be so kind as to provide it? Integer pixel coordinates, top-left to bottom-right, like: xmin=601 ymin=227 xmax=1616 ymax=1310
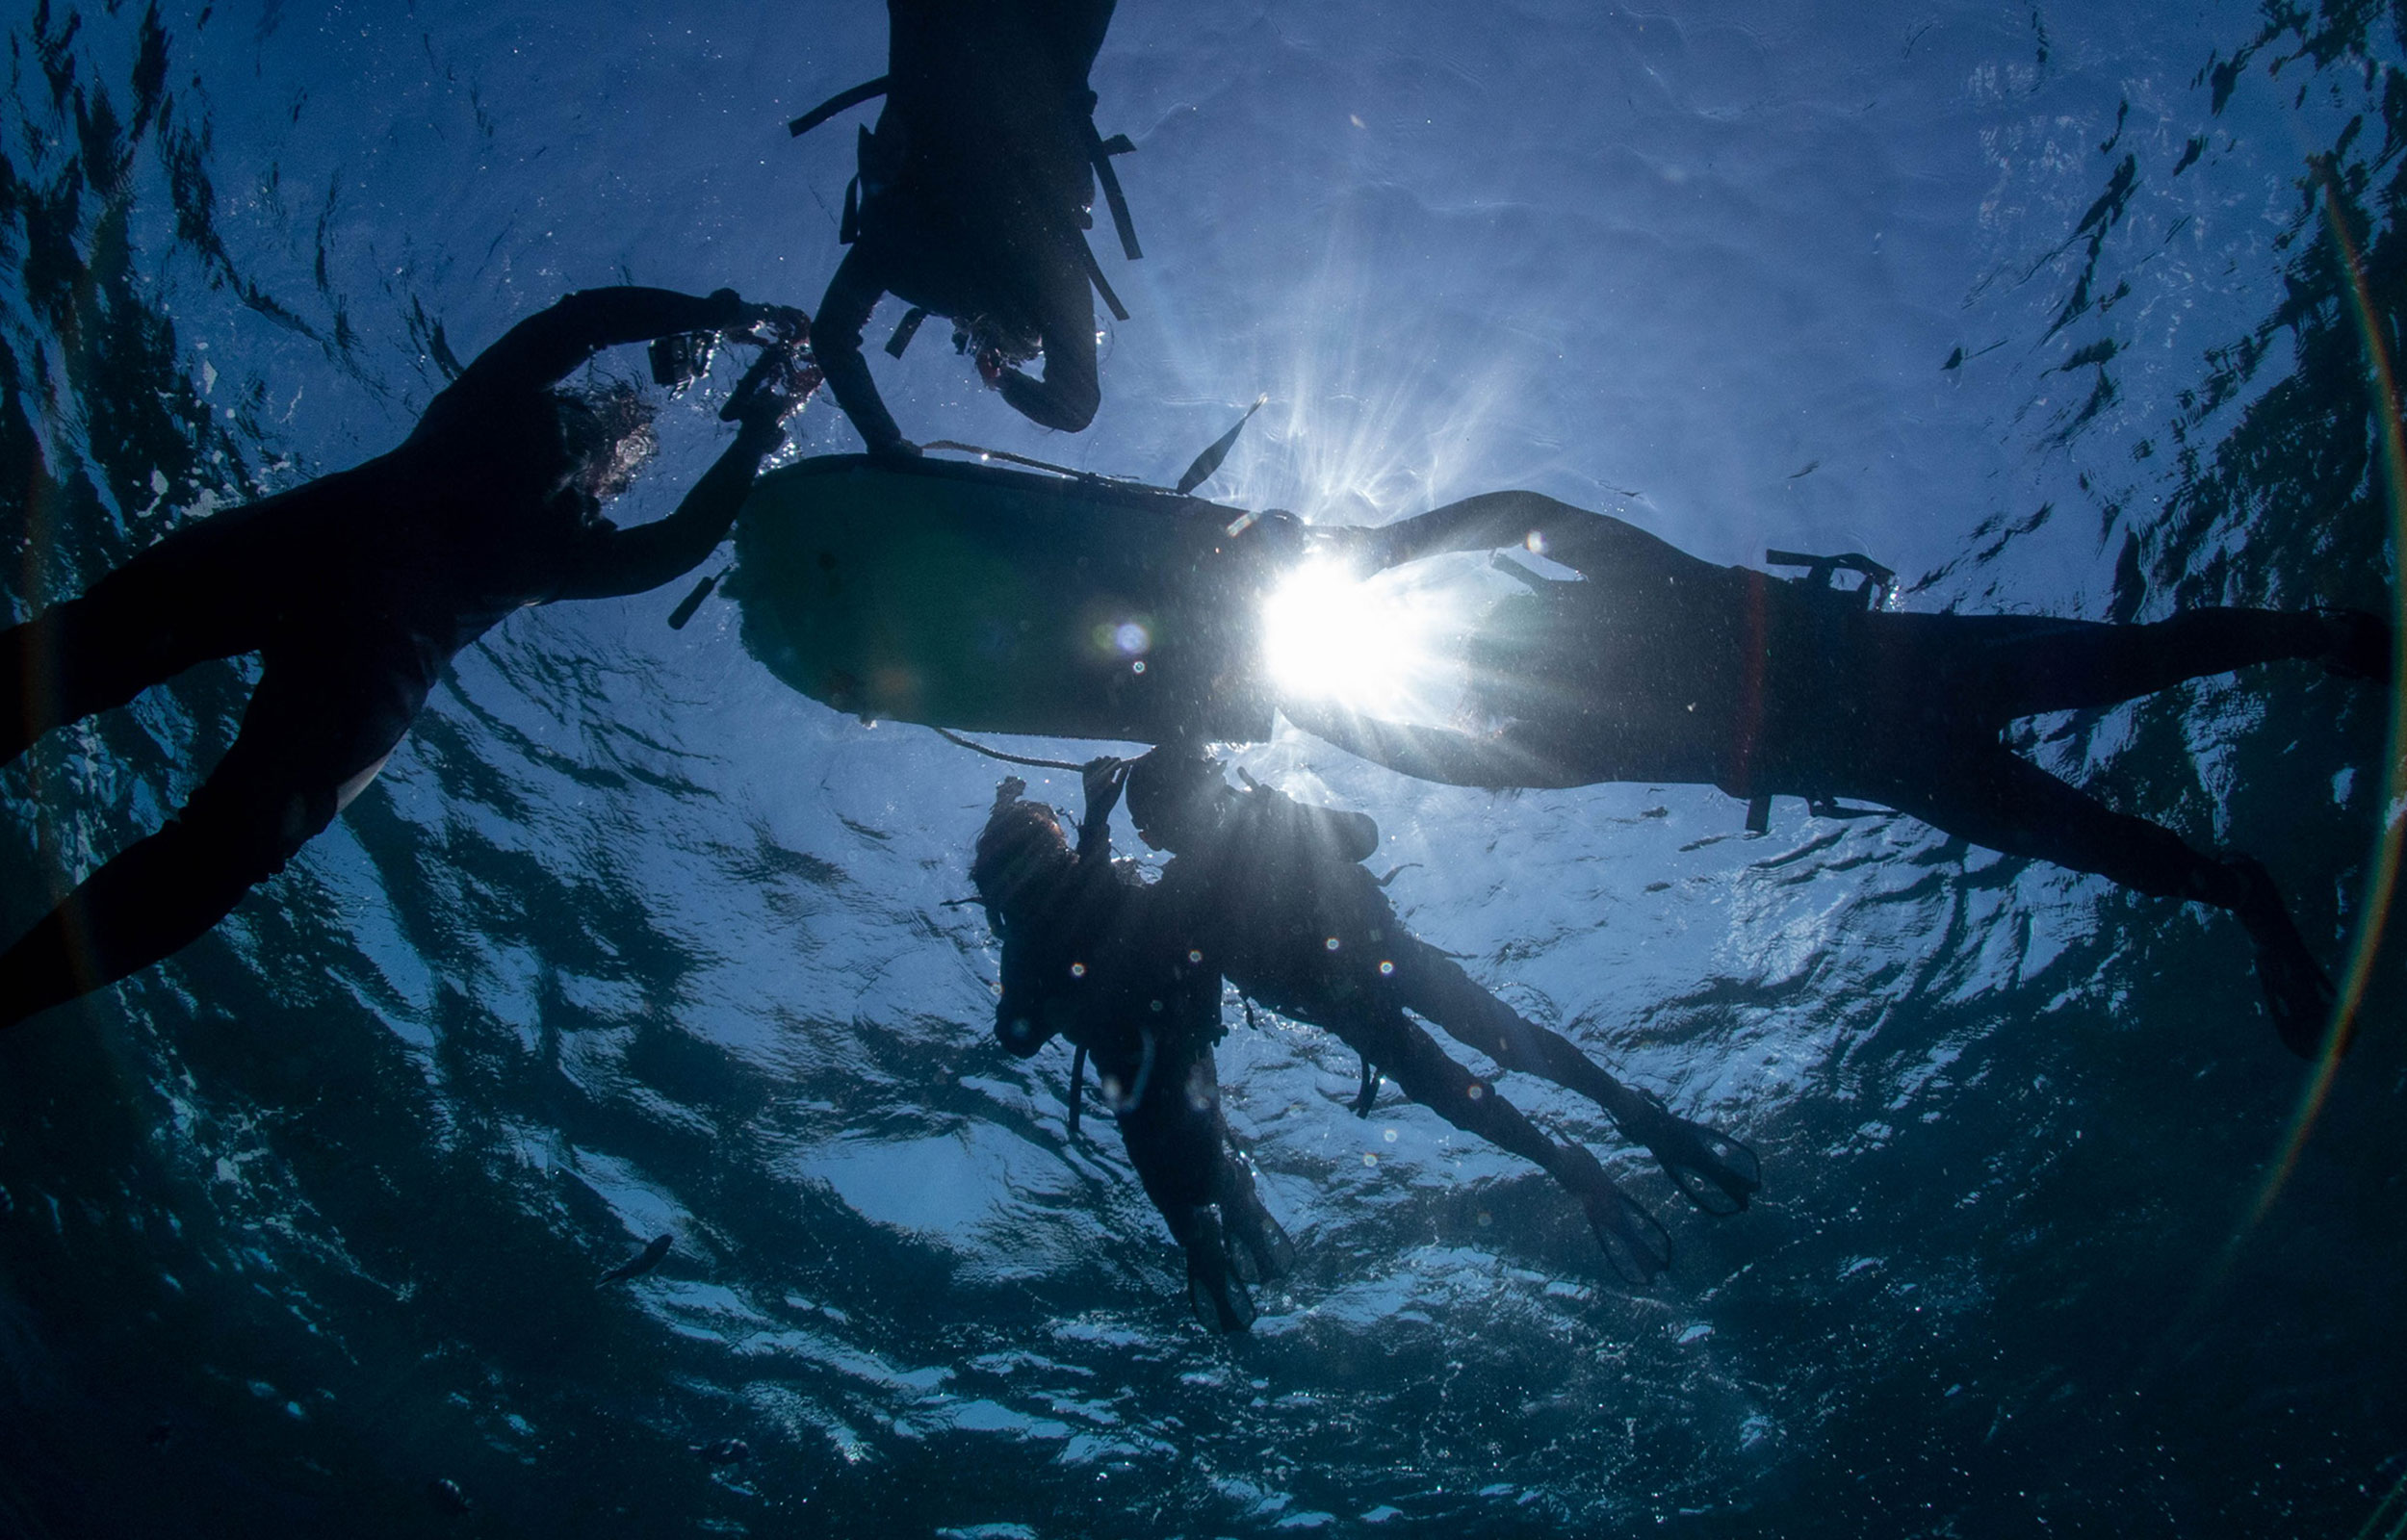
xmin=971 ymin=797 xmax=1076 ymax=917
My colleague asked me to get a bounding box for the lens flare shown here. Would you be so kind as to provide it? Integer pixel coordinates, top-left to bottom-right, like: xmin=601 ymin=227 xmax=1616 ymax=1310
xmin=1261 ymin=559 xmax=1453 ymax=719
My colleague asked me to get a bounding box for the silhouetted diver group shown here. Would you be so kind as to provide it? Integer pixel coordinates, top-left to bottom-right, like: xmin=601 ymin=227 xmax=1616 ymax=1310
xmin=0 ymin=0 xmax=2391 ymax=1333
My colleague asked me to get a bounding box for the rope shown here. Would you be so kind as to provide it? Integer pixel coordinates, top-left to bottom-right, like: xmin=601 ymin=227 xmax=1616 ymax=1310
xmin=921 ymin=440 xmax=1097 ymax=478
xmin=931 ymin=726 xmax=1086 ymax=772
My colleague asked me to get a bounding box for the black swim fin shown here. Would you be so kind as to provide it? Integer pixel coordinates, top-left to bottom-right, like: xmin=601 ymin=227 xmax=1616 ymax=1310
xmin=667 ymin=571 xmax=722 ymax=630
xmin=1175 ymin=396 xmax=1266 ymax=497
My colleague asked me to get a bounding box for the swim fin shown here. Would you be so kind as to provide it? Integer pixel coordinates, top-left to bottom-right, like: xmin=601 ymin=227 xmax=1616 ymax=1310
xmin=1175 ymin=396 xmax=1266 ymax=497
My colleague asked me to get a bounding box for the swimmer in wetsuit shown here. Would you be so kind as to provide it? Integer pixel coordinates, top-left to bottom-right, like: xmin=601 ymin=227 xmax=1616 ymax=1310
xmin=971 ymin=764 xmax=1291 ymax=1331
xmin=1119 ymin=748 xmax=1758 ymax=1286
xmin=0 ymin=285 xmax=815 ymax=1029
xmin=802 ymin=0 xmax=1131 ymax=455
xmin=1286 ymin=490 xmax=2394 ymax=1058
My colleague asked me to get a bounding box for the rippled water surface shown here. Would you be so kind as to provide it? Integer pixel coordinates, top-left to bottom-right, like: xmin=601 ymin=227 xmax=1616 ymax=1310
xmin=3 ymin=1 xmax=2405 ymax=1535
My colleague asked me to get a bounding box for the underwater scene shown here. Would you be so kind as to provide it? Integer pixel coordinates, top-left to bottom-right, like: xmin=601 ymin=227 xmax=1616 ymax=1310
xmin=3 ymin=0 xmax=2405 ymax=1534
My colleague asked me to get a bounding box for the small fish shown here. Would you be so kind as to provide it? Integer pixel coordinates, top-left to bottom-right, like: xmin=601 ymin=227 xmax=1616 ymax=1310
xmin=693 ymin=1437 xmax=752 ymax=1465
xmin=144 ymin=1419 xmax=172 ymax=1450
xmin=428 ymin=1476 xmax=473 ymax=1513
xmin=598 ymin=1233 xmax=673 ymax=1286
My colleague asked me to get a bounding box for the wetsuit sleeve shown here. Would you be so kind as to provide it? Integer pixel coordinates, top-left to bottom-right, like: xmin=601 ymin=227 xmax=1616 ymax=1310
xmin=996 ymin=259 xmax=1100 ymax=434
xmin=1364 ymin=491 xmax=1703 ymax=585
xmin=549 ymin=419 xmax=785 ymax=602
xmin=460 ymin=286 xmax=748 ymax=396
xmin=815 ymin=247 xmax=909 ymax=453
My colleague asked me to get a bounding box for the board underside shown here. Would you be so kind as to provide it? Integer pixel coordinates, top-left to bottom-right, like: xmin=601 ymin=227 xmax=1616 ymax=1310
xmin=731 ymin=455 xmax=1292 ymax=743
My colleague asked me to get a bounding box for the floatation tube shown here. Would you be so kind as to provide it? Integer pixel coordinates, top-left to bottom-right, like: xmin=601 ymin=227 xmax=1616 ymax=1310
xmin=729 ymin=454 xmax=1301 ymax=742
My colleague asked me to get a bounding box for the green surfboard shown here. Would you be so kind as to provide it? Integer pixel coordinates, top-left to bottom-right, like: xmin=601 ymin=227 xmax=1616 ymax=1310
xmin=729 ymin=454 xmax=1301 ymax=743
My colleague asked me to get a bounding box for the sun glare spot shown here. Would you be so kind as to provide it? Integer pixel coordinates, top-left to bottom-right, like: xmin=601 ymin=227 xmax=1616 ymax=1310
xmin=1261 ymin=558 xmax=1455 ymax=717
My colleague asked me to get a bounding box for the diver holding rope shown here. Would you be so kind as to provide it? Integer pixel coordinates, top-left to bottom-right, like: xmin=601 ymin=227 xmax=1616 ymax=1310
xmin=971 ymin=762 xmax=1291 ymax=1331
xmin=0 ymin=286 xmax=816 ymax=1029
xmin=1287 ymin=490 xmax=2394 ymax=1058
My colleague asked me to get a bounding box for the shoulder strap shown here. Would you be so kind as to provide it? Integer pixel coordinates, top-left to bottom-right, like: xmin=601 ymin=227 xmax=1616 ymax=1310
xmin=1088 ymin=125 xmax=1142 ymax=261
xmin=788 ymin=76 xmax=890 ymax=139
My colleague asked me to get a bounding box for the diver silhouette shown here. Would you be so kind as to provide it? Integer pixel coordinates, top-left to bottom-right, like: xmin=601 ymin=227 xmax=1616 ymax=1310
xmin=1284 ymin=490 xmax=2393 ymax=1058
xmin=1115 ymin=747 xmax=1760 ymax=1286
xmin=0 ymin=286 xmax=815 ymax=1029
xmin=972 ymin=764 xmax=1292 ymax=1332
xmin=794 ymin=0 xmax=1137 ymax=456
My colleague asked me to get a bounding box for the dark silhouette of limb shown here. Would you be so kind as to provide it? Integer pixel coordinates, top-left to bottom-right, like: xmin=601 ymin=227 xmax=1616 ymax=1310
xmin=1876 ymin=608 xmax=2379 ymax=726
xmin=1112 ymin=1035 xmax=1262 ymax=1331
xmin=1864 ymin=739 xmax=2333 ymax=1055
xmin=991 ymin=259 xmax=1099 ymax=433
xmin=812 ymin=247 xmax=912 ymax=455
xmin=1350 ymin=490 xmax=1715 ymax=587
xmin=1383 ymin=937 xmax=1760 ymax=1214
xmin=553 ymin=413 xmax=791 ymax=600
xmin=0 ymin=500 xmax=294 ymax=765
xmin=0 ymin=634 xmax=430 ymax=1028
xmin=449 ymin=286 xmax=749 ymax=398
xmin=1324 ymin=1004 xmax=1669 ymax=1284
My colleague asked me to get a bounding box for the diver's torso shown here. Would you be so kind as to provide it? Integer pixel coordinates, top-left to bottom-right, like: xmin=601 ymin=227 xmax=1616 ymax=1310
xmin=1004 ymin=861 xmax=1221 ymax=1074
xmin=1475 ymin=564 xmax=1763 ymax=789
xmin=1167 ymin=796 xmax=1410 ymax=1026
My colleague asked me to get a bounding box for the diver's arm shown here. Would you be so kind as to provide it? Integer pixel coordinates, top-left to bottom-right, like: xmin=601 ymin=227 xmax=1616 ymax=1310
xmin=551 ymin=419 xmax=785 ymax=602
xmin=1356 ymin=491 xmax=1702 ymax=584
xmin=814 ymin=248 xmax=913 ymax=454
xmin=1077 ymin=757 xmax=1131 ymax=860
xmin=461 ymin=286 xmax=752 ymax=394
xmin=995 ymin=268 xmax=1100 ymax=433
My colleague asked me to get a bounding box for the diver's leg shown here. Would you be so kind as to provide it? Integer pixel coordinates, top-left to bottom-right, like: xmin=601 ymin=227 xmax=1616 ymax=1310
xmin=812 ymin=246 xmax=911 ymax=455
xmin=1188 ymin=1049 xmax=1293 ymax=1286
xmin=1339 ymin=1007 xmax=1669 ymax=1284
xmin=1383 ymin=939 xmax=1760 ymax=1213
xmin=995 ymin=259 xmax=1099 ymax=433
xmin=1113 ymin=1039 xmax=1256 ymax=1331
xmin=0 ymin=542 xmax=265 ymax=764
xmin=1872 ymin=742 xmax=2334 ymax=1055
xmin=0 ymin=636 xmax=427 ymax=1028
xmin=1883 ymin=608 xmax=2385 ymax=723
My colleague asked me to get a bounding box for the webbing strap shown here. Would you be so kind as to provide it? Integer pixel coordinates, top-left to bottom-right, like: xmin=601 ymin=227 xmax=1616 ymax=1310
xmin=788 ymin=76 xmax=889 ymax=139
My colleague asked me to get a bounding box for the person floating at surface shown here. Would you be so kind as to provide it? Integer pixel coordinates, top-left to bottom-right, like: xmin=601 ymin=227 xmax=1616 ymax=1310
xmin=971 ymin=763 xmax=1291 ymax=1331
xmin=1116 ymin=748 xmax=1760 ymax=1286
xmin=1284 ymin=490 xmax=2394 ymax=1058
xmin=799 ymin=0 xmax=1134 ymax=456
xmin=0 ymin=286 xmax=816 ymax=1029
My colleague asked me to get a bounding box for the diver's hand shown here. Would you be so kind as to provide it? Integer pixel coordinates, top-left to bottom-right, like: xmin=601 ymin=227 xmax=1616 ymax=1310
xmin=975 ymin=346 xmax=1007 ymax=389
xmin=1082 ymin=757 xmax=1131 ymax=816
xmin=1078 ymin=757 xmax=1130 ymax=854
xmin=704 ymin=290 xmax=812 ymax=346
xmin=739 ymin=303 xmax=812 ymax=348
xmin=721 ymin=340 xmax=819 ymax=436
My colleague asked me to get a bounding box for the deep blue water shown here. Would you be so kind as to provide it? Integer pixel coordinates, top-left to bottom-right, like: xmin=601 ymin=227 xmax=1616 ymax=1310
xmin=2 ymin=1 xmax=2404 ymax=1535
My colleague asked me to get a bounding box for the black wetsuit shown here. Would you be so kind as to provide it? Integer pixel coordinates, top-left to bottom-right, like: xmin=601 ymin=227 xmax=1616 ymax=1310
xmin=1284 ymin=490 xmax=2380 ymax=1052
xmin=812 ymin=0 xmax=1119 ymax=452
xmin=0 ymin=286 xmax=789 ymax=1028
xmin=982 ymin=782 xmax=1283 ymax=1329
xmin=1128 ymin=762 xmax=1760 ymax=1284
